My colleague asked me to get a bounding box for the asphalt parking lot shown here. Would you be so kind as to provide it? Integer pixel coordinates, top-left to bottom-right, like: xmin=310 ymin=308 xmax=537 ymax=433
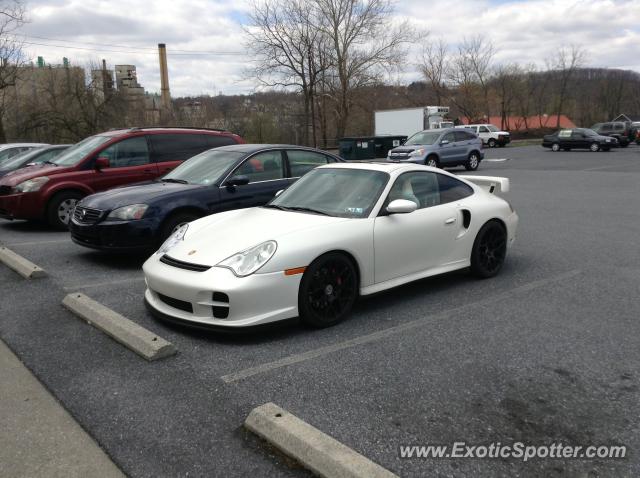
xmin=1 ymin=144 xmax=639 ymax=477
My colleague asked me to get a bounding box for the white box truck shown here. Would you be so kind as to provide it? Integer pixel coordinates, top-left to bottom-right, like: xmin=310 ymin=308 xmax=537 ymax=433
xmin=374 ymin=106 xmax=452 ymax=137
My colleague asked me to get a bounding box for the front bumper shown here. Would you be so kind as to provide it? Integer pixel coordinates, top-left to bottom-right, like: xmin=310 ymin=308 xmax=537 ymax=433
xmin=143 ymin=254 xmax=302 ymax=329
xmin=0 ymin=191 xmax=45 ymax=221
xmin=69 ymin=217 xmax=161 ymax=251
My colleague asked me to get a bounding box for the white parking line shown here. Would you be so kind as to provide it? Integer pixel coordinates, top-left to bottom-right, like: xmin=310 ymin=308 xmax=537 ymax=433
xmin=221 ymin=269 xmax=581 ymax=383
xmin=63 ymin=277 xmax=145 ymax=291
xmin=2 ymin=239 xmax=70 ymax=247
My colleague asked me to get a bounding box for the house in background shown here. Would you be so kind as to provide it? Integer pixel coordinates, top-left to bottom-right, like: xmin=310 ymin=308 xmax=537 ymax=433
xmin=612 ymin=114 xmax=640 ymax=123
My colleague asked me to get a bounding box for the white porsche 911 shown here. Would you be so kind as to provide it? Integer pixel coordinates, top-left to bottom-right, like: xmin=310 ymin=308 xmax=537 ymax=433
xmin=143 ymin=162 xmax=518 ymax=329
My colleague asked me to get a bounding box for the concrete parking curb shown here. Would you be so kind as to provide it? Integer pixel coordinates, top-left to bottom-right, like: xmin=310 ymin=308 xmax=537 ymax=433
xmin=245 ymin=402 xmax=398 ymax=478
xmin=0 ymin=246 xmax=47 ymax=279
xmin=62 ymin=293 xmax=176 ymax=361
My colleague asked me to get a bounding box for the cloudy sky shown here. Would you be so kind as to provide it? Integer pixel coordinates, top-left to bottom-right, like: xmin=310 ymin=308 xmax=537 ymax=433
xmin=18 ymin=0 xmax=640 ymax=97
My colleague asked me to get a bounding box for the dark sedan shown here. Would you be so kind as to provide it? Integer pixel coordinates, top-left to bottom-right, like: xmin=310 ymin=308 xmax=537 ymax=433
xmin=542 ymin=128 xmax=618 ymax=152
xmin=0 ymin=144 xmax=71 ymax=178
xmin=69 ymin=144 xmax=343 ymax=252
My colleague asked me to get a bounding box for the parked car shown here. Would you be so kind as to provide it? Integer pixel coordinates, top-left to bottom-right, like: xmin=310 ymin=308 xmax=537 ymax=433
xmin=387 ymin=128 xmax=484 ymax=170
xmin=0 ymin=145 xmax=71 ymax=179
xmin=69 ymin=145 xmax=343 ymax=252
xmin=542 ymin=128 xmax=618 ymax=152
xmin=0 ymin=143 xmax=49 ymax=167
xmin=0 ymin=127 xmax=244 ymax=229
xmin=456 ymin=124 xmax=510 ymax=147
xmin=142 ymin=162 xmax=517 ymax=329
xmin=631 ymin=121 xmax=640 ymax=144
xmin=590 ymin=122 xmax=631 ymax=147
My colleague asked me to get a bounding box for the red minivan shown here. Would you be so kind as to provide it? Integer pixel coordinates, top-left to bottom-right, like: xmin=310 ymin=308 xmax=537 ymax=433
xmin=0 ymin=127 xmax=244 ymax=229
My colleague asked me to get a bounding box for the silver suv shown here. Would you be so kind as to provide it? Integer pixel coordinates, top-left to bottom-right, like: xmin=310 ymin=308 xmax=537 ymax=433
xmin=387 ymin=128 xmax=484 ymax=170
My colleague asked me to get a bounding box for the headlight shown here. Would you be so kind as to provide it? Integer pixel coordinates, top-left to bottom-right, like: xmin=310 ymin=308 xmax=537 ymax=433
xmin=217 ymin=240 xmax=277 ymax=277
xmin=408 ymin=148 xmax=425 ymax=157
xmin=156 ymin=223 xmax=188 ymax=255
xmin=13 ymin=176 xmax=49 ymax=193
xmin=107 ymin=204 xmax=148 ymax=221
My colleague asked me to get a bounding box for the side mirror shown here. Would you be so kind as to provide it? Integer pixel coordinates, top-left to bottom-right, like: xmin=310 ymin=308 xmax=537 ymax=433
xmin=275 ymin=189 xmax=284 ymax=197
xmin=386 ymin=199 xmax=417 ymax=214
xmin=440 ymin=139 xmax=450 ymax=145
xmin=226 ymin=175 xmax=250 ymax=186
xmin=95 ymin=156 xmax=110 ymax=170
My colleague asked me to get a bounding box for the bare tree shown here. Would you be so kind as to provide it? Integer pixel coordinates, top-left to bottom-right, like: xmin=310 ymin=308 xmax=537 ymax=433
xmin=459 ymin=36 xmax=495 ymax=121
xmin=549 ymin=45 xmax=584 ymax=128
xmin=245 ymin=0 xmax=328 ymax=145
xmin=419 ymin=37 xmax=449 ymax=105
xmin=314 ymin=0 xmax=412 ymax=139
xmin=493 ymin=63 xmax=521 ymax=130
xmin=447 ymin=43 xmax=483 ymax=122
xmin=0 ymin=0 xmax=26 ymax=142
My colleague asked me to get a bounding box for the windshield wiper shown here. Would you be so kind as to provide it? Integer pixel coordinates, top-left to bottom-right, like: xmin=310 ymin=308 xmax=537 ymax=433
xmin=262 ymin=204 xmax=290 ymax=211
xmin=161 ymin=178 xmax=189 ymax=184
xmin=283 ymin=206 xmax=331 ymax=216
xmin=43 ymin=161 xmax=58 ymax=166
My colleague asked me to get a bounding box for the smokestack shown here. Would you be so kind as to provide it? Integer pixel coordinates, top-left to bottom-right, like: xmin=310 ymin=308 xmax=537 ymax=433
xmin=158 ymin=43 xmax=171 ymax=111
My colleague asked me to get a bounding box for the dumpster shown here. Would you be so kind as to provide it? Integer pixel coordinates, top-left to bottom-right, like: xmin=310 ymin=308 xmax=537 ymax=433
xmin=338 ymin=135 xmax=407 ymax=160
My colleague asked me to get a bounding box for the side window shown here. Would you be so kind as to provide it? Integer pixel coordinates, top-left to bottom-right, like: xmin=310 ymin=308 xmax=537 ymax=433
xmin=571 ymin=131 xmax=583 ymax=139
xmin=99 ymin=137 xmax=150 ymax=168
xmin=287 ymin=150 xmax=329 ymax=177
xmin=203 ymin=134 xmax=238 ymax=149
xmin=442 ymin=132 xmax=455 ymax=143
xmin=386 ymin=172 xmax=441 ymax=210
xmin=454 ymin=131 xmax=471 ymax=142
xmin=437 ymin=174 xmax=474 ymax=204
xmin=479 ymin=126 xmax=490 ymax=133
xmin=236 ymin=151 xmax=284 ymax=182
xmin=601 ymin=124 xmax=612 ymax=132
xmin=614 ymin=123 xmax=623 ymax=131
xmin=149 ymin=134 xmax=206 ymax=163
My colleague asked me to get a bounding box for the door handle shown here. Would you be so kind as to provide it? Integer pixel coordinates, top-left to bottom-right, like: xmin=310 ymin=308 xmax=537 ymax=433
xmin=445 ymin=217 xmax=456 ymax=225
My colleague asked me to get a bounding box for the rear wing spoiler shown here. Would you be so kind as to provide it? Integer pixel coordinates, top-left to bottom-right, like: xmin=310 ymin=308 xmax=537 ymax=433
xmin=458 ymin=175 xmax=510 ymax=194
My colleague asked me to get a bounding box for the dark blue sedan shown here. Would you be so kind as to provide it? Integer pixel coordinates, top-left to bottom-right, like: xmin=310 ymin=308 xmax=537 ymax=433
xmin=69 ymin=144 xmax=343 ymax=252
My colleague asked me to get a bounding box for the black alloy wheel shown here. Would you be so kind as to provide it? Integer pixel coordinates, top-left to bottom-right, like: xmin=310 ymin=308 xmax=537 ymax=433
xmin=470 ymin=221 xmax=507 ymax=278
xmin=298 ymin=252 xmax=358 ymax=328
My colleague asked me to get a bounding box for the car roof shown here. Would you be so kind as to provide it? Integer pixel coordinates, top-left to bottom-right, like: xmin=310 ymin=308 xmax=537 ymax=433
xmin=96 ymin=127 xmax=235 ymax=137
xmin=0 ymin=143 xmax=48 ymax=150
xmin=317 ymin=161 xmax=421 ymax=174
xmin=216 ymin=143 xmax=340 ymax=155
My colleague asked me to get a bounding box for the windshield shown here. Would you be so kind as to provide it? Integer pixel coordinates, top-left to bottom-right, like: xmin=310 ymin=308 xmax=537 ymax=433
xmin=163 ymin=149 xmax=244 ymax=185
xmin=582 ymin=129 xmax=599 ymax=137
xmin=405 ymin=131 xmax=441 ymax=146
xmin=0 ymin=148 xmax=42 ymax=170
xmin=269 ymin=168 xmax=389 ymax=218
xmin=0 ymin=148 xmax=30 ymax=165
xmin=487 ymin=125 xmax=499 ymax=132
xmin=53 ymin=135 xmax=111 ymax=166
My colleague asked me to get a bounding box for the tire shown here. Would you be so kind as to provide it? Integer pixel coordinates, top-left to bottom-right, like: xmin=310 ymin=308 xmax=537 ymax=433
xmin=470 ymin=220 xmax=507 ymax=279
xmin=159 ymin=211 xmax=200 ymax=244
xmin=425 ymin=155 xmax=439 ymax=168
xmin=46 ymin=191 xmax=84 ymax=230
xmin=551 ymin=143 xmax=560 ymax=152
xmin=465 ymin=151 xmax=480 ymax=171
xmin=298 ymin=252 xmax=358 ymax=328
xmin=589 ymin=142 xmax=600 ymax=152
xmin=488 ymin=138 xmax=496 ymax=148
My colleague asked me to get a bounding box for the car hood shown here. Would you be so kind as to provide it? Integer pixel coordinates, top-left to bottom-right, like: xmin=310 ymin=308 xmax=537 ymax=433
xmin=0 ymin=163 xmax=74 ymax=186
xmin=80 ymin=181 xmax=201 ymax=210
xmin=164 ymin=207 xmax=349 ymax=266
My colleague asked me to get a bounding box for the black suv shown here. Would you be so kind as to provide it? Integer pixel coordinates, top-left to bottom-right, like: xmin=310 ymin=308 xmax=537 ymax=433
xmin=590 ymin=122 xmax=631 ymax=147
